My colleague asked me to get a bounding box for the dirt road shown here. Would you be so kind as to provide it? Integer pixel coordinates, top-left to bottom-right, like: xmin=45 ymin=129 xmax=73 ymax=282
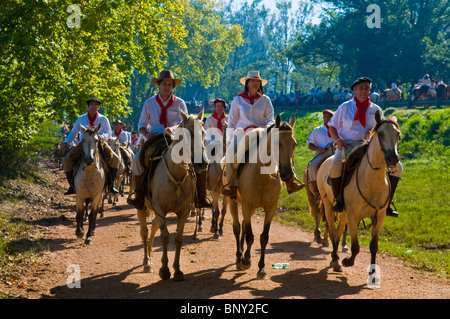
xmin=2 ymin=162 xmax=449 ymax=301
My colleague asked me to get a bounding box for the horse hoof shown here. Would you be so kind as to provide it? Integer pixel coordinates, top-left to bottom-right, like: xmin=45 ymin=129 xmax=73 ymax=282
xmin=143 ymin=265 xmax=153 ymax=273
xmin=321 ymin=239 xmax=329 ymax=247
xmin=76 ymin=230 xmax=84 ymax=239
xmin=213 ymin=233 xmax=220 ymax=240
xmin=198 ymin=226 xmax=203 ymax=232
xmin=239 ymin=260 xmax=251 ymax=270
xmin=85 ymin=238 xmax=93 ymax=245
xmin=342 ymin=245 xmax=350 ymax=253
xmin=173 ymin=271 xmax=185 ymax=281
xmin=342 ymin=257 xmax=354 ymax=267
xmin=257 ymin=270 xmax=268 ymax=280
xmin=159 ymin=267 xmax=171 ymax=280
xmin=330 ymin=260 xmax=343 ymax=272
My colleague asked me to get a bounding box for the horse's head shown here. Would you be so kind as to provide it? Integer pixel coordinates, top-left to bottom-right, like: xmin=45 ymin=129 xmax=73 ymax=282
xmin=371 ymin=111 xmax=401 ymax=168
xmin=108 ymin=137 xmax=119 ymax=152
xmin=80 ymin=123 xmax=101 ymax=166
xmin=177 ymin=109 xmax=207 ymax=172
xmin=274 ymin=114 xmax=297 ymax=181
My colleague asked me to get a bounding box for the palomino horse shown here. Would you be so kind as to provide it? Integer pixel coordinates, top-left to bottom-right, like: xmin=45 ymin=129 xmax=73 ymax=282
xmin=383 ymin=89 xmax=402 ymax=101
xmin=228 ymin=114 xmax=298 ymax=280
xmin=137 ymin=110 xmax=207 ymax=281
xmin=317 ymin=111 xmax=401 ymax=274
xmin=74 ymin=124 xmax=106 ymax=245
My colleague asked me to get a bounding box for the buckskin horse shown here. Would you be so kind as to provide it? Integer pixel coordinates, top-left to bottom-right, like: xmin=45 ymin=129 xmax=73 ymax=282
xmin=227 ymin=114 xmax=299 ymax=279
xmin=136 ymin=110 xmax=207 ymax=281
xmin=316 ymin=111 xmax=401 ymax=275
xmin=74 ymin=124 xmax=106 ymax=245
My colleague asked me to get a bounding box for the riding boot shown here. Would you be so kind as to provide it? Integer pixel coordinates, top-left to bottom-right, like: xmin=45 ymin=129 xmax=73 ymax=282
xmin=195 ymin=170 xmax=213 ymax=208
xmin=386 ymin=175 xmax=400 ymax=217
xmin=127 ymin=174 xmax=146 ymax=210
xmin=108 ymin=168 xmax=120 ymax=194
xmin=285 ymin=176 xmax=305 ymax=194
xmin=64 ymin=171 xmax=76 ymax=195
xmin=222 ymin=167 xmax=238 ymax=199
xmin=330 ymin=176 xmax=344 ymax=212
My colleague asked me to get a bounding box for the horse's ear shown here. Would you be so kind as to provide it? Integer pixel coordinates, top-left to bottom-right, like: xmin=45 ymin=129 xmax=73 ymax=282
xmin=180 ymin=108 xmax=188 ymax=121
xmin=80 ymin=124 xmax=87 ymax=133
xmin=392 ymin=115 xmax=398 ymax=123
xmin=95 ymin=123 xmax=101 ymax=133
xmin=197 ymin=108 xmax=204 ymax=121
xmin=275 ymin=114 xmax=281 ymax=127
xmin=375 ymin=110 xmax=382 ymax=123
xmin=289 ymin=114 xmax=296 ymax=128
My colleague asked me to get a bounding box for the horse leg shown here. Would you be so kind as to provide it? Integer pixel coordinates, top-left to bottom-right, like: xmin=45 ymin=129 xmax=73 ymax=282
xmin=173 ymin=211 xmax=189 ymax=281
xmin=75 ymin=202 xmax=85 ymax=239
xmin=156 ymin=213 xmax=171 ymax=280
xmin=138 ymin=208 xmax=151 ymax=272
xmin=147 ymin=217 xmax=159 ymax=273
xmin=218 ymin=197 xmax=228 ymax=237
xmin=341 ymin=224 xmax=349 ymax=253
xmin=85 ymin=197 xmax=101 ymax=245
xmin=240 ymin=206 xmax=255 ymax=270
xmin=324 ymin=200 xmax=343 ymax=272
xmin=198 ymin=208 xmax=203 ymax=232
xmin=342 ymin=219 xmax=359 ymax=267
xmin=257 ymin=207 xmax=275 ymax=280
xmin=230 ymin=199 xmax=242 ymax=269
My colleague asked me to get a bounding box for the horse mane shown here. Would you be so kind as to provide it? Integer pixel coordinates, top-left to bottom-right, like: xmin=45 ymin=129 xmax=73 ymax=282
xmin=369 ymin=117 xmax=401 ymax=138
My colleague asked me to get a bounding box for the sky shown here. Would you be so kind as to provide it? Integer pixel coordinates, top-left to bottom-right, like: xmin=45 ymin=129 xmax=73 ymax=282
xmin=242 ymin=0 xmax=324 ymax=24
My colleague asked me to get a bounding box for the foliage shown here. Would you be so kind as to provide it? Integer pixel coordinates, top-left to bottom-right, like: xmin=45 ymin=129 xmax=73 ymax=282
xmin=289 ymin=0 xmax=450 ymax=89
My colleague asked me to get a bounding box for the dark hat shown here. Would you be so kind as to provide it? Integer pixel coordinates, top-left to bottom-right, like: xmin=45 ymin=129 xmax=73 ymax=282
xmin=350 ymin=77 xmax=372 ymax=90
xmin=213 ymin=98 xmax=227 ymax=109
xmin=152 ymin=70 xmax=181 ymax=88
xmin=322 ymin=109 xmax=334 ymax=116
xmin=86 ymin=97 xmax=102 ymax=105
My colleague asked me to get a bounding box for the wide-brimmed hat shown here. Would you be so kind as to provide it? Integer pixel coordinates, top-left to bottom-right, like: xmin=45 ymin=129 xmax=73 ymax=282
xmin=152 ymin=70 xmax=181 ymax=88
xmin=213 ymin=98 xmax=227 ymax=109
xmin=350 ymin=77 xmax=372 ymax=90
xmin=86 ymin=97 xmax=102 ymax=105
xmin=239 ymin=70 xmax=268 ymax=87
xmin=112 ymin=120 xmax=126 ymax=127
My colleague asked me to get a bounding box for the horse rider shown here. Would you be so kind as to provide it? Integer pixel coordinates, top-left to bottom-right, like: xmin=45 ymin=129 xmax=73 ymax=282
xmin=60 ymin=97 xmax=120 ymax=195
xmin=391 ymin=82 xmax=401 ymax=99
xmin=327 ymin=77 xmax=402 ymax=217
xmin=204 ymin=98 xmax=228 ymax=145
xmin=127 ymin=70 xmax=212 ymax=210
xmin=112 ymin=120 xmax=133 ymax=174
xmin=306 ymin=109 xmax=336 ymax=195
xmin=222 ymin=70 xmax=305 ymax=199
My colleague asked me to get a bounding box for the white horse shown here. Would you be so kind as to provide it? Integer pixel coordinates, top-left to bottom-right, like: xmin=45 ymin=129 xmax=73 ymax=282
xmin=74 ymin=124 xmax=106 ymax=245
xmin=317 ymin=111 xmax=401 ymax=274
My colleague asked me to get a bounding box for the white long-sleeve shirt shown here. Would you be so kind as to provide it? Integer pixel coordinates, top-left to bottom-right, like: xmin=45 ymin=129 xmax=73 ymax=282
xmin=64 ymin=112 xmax=112 ymax=144
xmin=226 ymin=94 xmax=275 ymax=142
xmin=328 ymin=98 xmax=383 ymax=141
xmin=307 ymin=124 xmax=335 ymax=150
xmin=138 ymin=94 xmax=188 ymax=135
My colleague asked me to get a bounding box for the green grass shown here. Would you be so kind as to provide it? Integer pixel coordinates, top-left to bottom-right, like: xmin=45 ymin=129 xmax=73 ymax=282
xmin=275 ymin=108 xmax=450 ymax=278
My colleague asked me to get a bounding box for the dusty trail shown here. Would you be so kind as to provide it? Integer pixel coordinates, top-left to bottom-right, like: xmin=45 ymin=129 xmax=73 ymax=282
xmin=2 ymin=161 xmax=449 ymax=301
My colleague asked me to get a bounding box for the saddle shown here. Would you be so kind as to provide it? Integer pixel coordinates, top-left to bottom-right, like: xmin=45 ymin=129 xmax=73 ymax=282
xmin=327 ymin=141 xmax=369 ymax=189
xmin=140 ymin=133 xmax=172 ymax=181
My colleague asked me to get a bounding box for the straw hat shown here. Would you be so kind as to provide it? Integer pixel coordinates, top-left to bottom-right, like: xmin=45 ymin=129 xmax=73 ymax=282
xmin=239 ymin=70 xmax=268 ymax=86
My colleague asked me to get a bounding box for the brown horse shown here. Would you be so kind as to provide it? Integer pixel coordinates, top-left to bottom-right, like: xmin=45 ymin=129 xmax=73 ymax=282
xmin=227 ymin=114 xmax=298 ymax=280
xmin=317 ymin=111 xmax=401 ymax=274
xmin=74 ymin=124 xmax=106 ymax=245
xmin=136 ymin=110 xmax=207 ymax=280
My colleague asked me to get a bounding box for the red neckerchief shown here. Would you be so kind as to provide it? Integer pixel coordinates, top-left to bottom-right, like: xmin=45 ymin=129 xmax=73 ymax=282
xmin=131 ymin=135 xmax=138 ymax=145
xmin=87 ymin=112 xmax=98 ymax=127
xmin=324 ymin=124 xmax=332 ymax=138
xmin=155 ymin=93 xmax=175 ymax=128
xmin=211 ymin=111 xmax=226 ymax=132
xmin=353 ymin=97 xmax=370 ymax=127
xmin=238 ymin=91 xmax=261 ymax=105
xmin=114 ymin=128 xmax=123 ymax=137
